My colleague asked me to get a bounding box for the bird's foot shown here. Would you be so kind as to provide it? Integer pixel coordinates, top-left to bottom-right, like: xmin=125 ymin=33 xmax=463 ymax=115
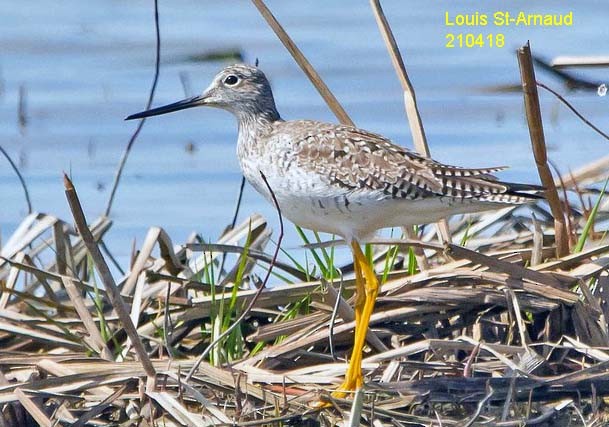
xmin=331 ymin=374 xmax=362 ymax=399
xmin=309 ymin=373 xmax=363 ymax=408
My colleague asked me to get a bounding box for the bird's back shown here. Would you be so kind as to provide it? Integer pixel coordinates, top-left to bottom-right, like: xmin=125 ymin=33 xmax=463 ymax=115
xmin=265 ymin=119 xmax=542 ymax=203
xmin=236 ymin=118 xmax=542 ymax=239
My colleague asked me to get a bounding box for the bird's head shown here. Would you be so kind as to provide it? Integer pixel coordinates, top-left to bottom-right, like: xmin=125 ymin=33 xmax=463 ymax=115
xmin=126 ymin=64 xmax=279 ymax=122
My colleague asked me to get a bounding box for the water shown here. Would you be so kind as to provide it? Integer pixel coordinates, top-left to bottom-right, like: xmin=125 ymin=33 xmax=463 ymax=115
xmin=1 ymin=0 xmax=608 ymax=263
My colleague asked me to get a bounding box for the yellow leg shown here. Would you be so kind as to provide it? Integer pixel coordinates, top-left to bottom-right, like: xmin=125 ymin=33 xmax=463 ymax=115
xmin=352 ymin=249 xmax=365 ymax=336
xmin=332 ymin=240 xmax=379 ymax=398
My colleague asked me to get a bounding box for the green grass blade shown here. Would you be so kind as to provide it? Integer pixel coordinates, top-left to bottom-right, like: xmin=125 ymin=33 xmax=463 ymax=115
xmin=459 ymin=220 xmax=473 ymax=246
xmin=279 ymin=244 xmax=307 ymax=274
xmin=222 ymin=226 xmax=252 ymax=331
xmin=296 ymin=226 xmax=327 ymax=276
xmin=574 ymin=178 xmax=608 ymax=253
xmin=407 ymin=246 xmax=418 ymax=275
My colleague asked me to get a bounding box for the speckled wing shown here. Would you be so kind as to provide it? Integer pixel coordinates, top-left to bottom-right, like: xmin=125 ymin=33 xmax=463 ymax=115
xmin=283 ymin=121 xmax=541 ymax=203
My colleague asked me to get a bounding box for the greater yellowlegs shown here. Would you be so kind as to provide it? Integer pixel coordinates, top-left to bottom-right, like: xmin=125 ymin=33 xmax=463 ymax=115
xmin=126 ymin=64 xmax=541 ymax=397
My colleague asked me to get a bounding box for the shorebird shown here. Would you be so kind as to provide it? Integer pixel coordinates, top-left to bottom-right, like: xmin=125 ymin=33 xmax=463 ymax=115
xmin=126 ymin=64 xmax=541 ymax=397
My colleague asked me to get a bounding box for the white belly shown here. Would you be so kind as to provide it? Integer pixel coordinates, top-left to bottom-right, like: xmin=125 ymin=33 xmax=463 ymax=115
xmin=280 ymin=194 xmax=492 ymax=240
xmin=238 ymin=146 xmax=491 ymax=241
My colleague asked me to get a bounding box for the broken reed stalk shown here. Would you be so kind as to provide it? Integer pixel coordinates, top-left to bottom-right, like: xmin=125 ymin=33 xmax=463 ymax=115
xmin=63 ymin=174 xmax=157 ymax=387
xmin=369 ymin=0 xmax=450 ymax=247
xmin=250 ymin=0 xmax=354 ymax=127
xmin=185 ymin=170 xmax=284 ymax=382
xmin=105 ymin=0 xmax=161 ymax=217
xmin=517 ymin=42 xmax=569 ymax=257
xmin=369 ymin=0 xmax=428 ymax=156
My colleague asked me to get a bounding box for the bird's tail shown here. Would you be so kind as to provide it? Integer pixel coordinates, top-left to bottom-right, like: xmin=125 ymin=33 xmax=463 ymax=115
xmin=480 ymin=181 xmax=545 ymax=204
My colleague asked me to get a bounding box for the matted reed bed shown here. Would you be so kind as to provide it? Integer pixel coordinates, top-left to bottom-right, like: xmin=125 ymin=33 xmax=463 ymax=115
xmin=2 ymin=154 xmax=609 ymax=426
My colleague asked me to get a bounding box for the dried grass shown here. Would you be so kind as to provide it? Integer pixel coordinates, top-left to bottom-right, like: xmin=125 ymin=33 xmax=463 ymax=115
xmin=1 ymin=157 xmax=609 ymax=425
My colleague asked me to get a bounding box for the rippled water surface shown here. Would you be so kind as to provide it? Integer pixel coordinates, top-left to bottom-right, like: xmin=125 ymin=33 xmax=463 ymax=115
xmin=1 ymin=0 xmax=607 ymax=262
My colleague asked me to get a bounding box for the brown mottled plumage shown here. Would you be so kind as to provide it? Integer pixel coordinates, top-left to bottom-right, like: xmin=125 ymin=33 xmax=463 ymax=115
xmin=273 ymin=120 xmax=532 ymax=202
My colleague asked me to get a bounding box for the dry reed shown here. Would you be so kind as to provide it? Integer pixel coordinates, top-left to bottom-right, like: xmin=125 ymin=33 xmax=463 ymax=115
xmin=518 ymin=42 xmax=569 ymax=257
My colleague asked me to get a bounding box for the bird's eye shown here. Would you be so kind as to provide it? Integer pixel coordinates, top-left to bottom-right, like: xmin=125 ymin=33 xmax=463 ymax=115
xmin=223 ymin=75 xmax=240 ymax=86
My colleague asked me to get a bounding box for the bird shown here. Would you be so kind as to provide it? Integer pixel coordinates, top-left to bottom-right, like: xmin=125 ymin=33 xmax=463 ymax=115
xmin=126 ymin=64 xmax=542 ymax=398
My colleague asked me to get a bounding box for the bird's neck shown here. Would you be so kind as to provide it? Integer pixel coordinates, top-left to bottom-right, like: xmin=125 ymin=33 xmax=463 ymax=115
xmin=237 ymin=110 xmax=281 ymax=140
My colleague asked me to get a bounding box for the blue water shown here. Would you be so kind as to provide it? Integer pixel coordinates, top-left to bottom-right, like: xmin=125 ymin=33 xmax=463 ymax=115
xmin=1 ymin=0 xmax=607 ymax=264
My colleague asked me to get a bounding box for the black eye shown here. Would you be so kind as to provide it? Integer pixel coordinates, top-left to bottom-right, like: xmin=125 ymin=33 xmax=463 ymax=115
xmin=223 ymin=75 xmax=239 ymax=86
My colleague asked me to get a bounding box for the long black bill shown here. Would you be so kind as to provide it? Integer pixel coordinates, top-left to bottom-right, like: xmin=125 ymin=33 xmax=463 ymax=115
xmin=125 ymin=95 xmax=206 ymax=120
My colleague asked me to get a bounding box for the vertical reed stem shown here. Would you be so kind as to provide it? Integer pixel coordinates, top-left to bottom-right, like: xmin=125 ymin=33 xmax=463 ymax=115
xmin=369 ymin=0 xmax=429 ymax=156
xmin=517 ymin=42 xmax=569 ymax=257
xmin=250 ymin=0 xmax=354 ymax=127
xmin=369 ymin=0 xmax=450 ymax=246
xmin=64 ymin=174 xmax=157 ymax=388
